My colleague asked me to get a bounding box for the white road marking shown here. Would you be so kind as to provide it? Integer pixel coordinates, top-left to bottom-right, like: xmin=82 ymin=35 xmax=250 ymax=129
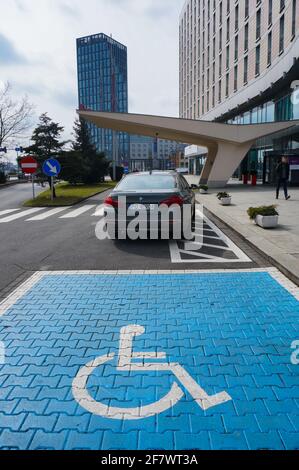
xmin=27 ymin=207 xmax=67 ymax=221
xmin=92 ymin=204 xmax=105 ymax=217
xmin=1 ymin=268 xmax=298 ymax=320
xmin=0 ymin=208 xmax=44 ymax=223
xmin=73 ymin=324 xmax=232 ymax=419
xmin=0 ymin=209 xmax=20 ymax=218
xmin=169 ymin=210 xmax=251 ymax=264
xmin=59 ymin=205 xmax=96 ymax=219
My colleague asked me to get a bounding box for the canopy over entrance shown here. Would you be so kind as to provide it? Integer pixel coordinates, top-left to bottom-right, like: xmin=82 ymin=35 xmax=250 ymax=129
xmin=79 ymin=110 xmax=299 ymax=187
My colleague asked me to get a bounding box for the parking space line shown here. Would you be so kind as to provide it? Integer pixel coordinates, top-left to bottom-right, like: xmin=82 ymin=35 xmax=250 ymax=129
xmin=0 ymin=268 xmax=297 ymax=320
xmin=169 ymin=210 xmax=251 ymax=264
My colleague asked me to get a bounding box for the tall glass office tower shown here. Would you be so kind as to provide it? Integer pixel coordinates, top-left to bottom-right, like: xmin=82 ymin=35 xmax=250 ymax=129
xmin=76 ymin=33 xmax=129 ymax=162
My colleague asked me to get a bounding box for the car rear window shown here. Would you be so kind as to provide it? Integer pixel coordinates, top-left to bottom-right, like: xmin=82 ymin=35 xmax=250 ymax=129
xmin=116 ymin=175 xmax=177 ymax=190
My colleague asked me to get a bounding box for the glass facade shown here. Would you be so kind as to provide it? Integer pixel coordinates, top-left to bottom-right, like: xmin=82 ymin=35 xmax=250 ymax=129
xmin=77 ymin=33 xmax=129 ymax=161
xmin=227 ymin=84 xmax=299 ymax=184
xmin=226 ymin=88 xmax=299 ymax=125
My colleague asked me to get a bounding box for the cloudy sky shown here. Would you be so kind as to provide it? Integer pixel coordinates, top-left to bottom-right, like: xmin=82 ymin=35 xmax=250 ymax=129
xmin=0 ymin=0 xmax=184 ymax=159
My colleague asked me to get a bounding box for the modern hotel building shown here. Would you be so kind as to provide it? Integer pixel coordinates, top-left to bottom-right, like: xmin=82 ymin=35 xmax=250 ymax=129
xmin=179 ymin=0 xmax=299 ymax=184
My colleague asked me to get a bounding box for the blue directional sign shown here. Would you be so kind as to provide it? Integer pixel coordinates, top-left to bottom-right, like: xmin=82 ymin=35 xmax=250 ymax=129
xmin=43 ymin=158 xmax=61 ymax=177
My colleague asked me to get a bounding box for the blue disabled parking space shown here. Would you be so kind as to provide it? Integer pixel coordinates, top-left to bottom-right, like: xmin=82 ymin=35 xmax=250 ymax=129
xmin=0 ymin=271 xmax=298 ymax=450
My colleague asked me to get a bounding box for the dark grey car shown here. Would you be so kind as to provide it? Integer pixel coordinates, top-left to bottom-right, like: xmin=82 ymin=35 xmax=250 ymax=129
xmin=104 ymin=171 xmax=195 ymax=239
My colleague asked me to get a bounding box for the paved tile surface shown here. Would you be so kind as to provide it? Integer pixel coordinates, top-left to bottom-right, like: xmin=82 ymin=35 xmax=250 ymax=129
xmin=0 ymin=270 xmax=298 ymax=450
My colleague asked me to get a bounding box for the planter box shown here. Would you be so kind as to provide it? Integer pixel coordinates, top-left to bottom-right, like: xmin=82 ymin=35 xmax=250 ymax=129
xmin=199 ymin=189 xmax=208 ymax=194
xmin=255 ymin=214 xmax=279 ymax=229
xmin=219 ymin=197 xmax=231 ymax=206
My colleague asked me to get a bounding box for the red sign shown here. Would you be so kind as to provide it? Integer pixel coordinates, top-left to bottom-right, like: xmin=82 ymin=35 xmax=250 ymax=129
xmin=20 ymin=156 xmax=38 ymax=175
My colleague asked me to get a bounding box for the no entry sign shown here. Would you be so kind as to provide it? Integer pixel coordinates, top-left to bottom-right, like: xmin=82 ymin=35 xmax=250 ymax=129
xmin=20 ymin=156 xmax=38 ymax=175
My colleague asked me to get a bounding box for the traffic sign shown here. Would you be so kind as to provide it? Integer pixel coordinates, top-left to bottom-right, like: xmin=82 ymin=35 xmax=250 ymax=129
xmin=42 ymin=158 xmax=61 ymax=177
xmin=20 ymin=156 xmax=38 ymax=175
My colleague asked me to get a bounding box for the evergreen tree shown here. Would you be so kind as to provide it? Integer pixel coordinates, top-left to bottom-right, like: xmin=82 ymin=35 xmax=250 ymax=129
xmin=70 ymin=118 xmax=108 ymax=184
xmin=27 ymin=113 xmax=66 ymax=160
xmin=26 ymin=113 xmax=67 ymax=197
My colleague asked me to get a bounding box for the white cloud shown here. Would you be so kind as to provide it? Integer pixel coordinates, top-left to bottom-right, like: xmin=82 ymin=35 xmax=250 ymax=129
xmin=0 ymin=0 xmax=184 ymax=161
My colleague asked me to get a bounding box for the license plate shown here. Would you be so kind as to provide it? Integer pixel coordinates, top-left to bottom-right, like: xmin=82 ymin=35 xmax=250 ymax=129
xmin=128 ymin=204 xmax=156 ymax=211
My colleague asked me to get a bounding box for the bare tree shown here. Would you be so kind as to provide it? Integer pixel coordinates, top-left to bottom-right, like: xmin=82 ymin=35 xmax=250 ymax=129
xmin=0 ymin=82 xmax=34 ymax=148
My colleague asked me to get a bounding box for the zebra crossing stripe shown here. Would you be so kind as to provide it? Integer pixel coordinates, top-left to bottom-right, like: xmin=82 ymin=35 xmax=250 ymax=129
xmin=59 ymin=205 xmax=96 ymax=219
xmin=0 ymin=208 xmax=44 ymax=223
xmin=27 ymin=207 xmax=67 ymax=221
xmin=0 ymin=209 xmax=20 ymax=218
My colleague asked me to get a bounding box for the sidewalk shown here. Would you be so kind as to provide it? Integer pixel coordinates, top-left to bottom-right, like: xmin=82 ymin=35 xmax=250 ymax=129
xmin=193 ymin=183 xmax=299 ymax=284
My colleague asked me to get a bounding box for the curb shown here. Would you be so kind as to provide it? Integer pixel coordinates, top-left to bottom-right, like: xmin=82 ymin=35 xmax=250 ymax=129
xmin=22 ymin=186 xmax=114 ymax=208
xmin=204 ymin=207 xmax=299 ymax=287
xmin=0 ymin=181 xmax=25 ymax=190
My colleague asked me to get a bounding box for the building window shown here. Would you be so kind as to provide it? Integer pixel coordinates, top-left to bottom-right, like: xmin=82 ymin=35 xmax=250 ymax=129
xmin=234 ymin=65 xmax=238 ymax=91
xmin=226 ymin=45 xmax=230 ymax=70
xmin=226 ymin=17 xmax=230 ymax=42
xmin=218 ymin=79 xmax=222 ymax=102
xmin=235 ymin=3 xmax=239 ymax=31
xmin=212 ymin=85 xmax=215 ymax=107
xmin=244 ymin=55 xmax=248 ymax=84
xmin=234 ymin=35 xmax=238 ymax=62
xmin=279 ymin=15 xmax=285 ymax=53
xmin=225 ymin=72 xmax=229 ymax=97
xmin=280 ymin=0 xmax=285 ymax=12
xmin=256 ymin=9 xmax=261 ymax=41
xmin=245 ymin=0 xmax=249 ymax=19
xmin=267 ymin=31 xmax=272 ymax=66
xmin=219 ymin=27 xmax=223 ymax=51
xmin=255 ymin=44 xmax=261 ymax=75
xmin=227 ymin=0 xmax=230 ymax=15
xmin=268 ymin=0 xmax=273 ymax=25
xmin=292 ymin=0 xmax=297 ymax=38
xmin=219 ymin=1 xmax=223 ymax=25
xmin=219 ymin=53 xmax=223 ymax=76
xmin=244 ymin=23 xmax=249 ymax=52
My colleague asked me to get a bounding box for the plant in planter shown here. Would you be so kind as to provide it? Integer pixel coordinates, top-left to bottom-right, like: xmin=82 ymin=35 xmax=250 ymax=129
xmin=217 ymin=192 xmax=232 ymax=206
xmin=199 ymin=185 xmax=209 ymax=194
xmin=247 ymin=205 xmax=279 ymax=229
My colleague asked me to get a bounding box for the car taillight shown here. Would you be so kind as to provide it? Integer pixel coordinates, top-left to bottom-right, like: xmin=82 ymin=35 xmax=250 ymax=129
xmin=104 ymin=196 xmax=119 ymax=208
xmin=160 ymin=195 xmax=184 ymax=207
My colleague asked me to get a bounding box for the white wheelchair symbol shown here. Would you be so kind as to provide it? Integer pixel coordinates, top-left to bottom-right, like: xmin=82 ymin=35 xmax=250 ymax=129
xmin=72 ymin=325 xmax=232 ymax=420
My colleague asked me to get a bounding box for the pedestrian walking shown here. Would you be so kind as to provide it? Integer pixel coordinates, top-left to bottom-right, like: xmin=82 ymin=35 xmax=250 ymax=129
xmin=276 ymin=156 xmax=291 ymax=200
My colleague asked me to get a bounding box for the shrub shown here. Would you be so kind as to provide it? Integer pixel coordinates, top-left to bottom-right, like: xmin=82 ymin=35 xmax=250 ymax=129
xmin=247 ymin=205 xmax=278 ymax=220
xmin=217 ymin=192 xmax=230 ymax=200
xmin=199 ymin=185 xmax=208 ymax=191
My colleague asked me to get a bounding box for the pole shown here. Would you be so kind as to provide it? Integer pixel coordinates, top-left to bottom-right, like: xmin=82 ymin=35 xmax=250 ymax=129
xmin=112 ymin=131 xmax=117 ymax=181
xmin=51 ymin=177 xmax=54 ymax=201
xmin=32 ymin=174 xmax=35 ymax=200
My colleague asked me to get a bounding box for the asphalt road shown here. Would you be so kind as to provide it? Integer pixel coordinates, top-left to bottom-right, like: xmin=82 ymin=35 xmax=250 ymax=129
xmin=0 ymin=184 xmax=270 ymax=297
xmin=0 ymin=182 xmax=44 ymax=209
